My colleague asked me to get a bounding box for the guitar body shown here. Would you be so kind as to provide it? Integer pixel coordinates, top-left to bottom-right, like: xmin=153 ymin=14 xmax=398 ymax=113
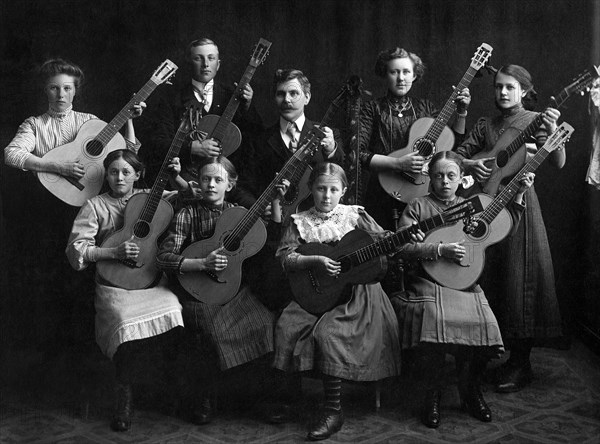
xmin=289 ymin=229 xmax=388 ymax=315
xmin=281 ymin=164 xmax=313 ymax=226
xmin=97 ymin=193 xmax=174 ymax=289
xmin=39 ymin=119 xmax=126 ymax=206
xmin=195 ymin=114 xmax=242 ymax=157
xmin=472 ymin=127 xmax=528 ymax=196
xmin=178 ymin=206 xmax=267 ymax=305
xmin=378 ymin=117 xmax=455 ymax=203
xmin=421 ymin=194 xmax=512 ymax=290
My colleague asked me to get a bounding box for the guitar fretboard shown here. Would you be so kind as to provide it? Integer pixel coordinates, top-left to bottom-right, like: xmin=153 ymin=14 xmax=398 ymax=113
xmin=222 ymin=130 xmax=325 ymax=251
xmin=480 ymin=125 xmax=572 ymax=224
xmin=135 ymin=121 xmax=190 ymax=232
xmin=338 ymin=198 xmax=479 ymax=267
xmin=90 ymin=78 xmax=162 ymax=156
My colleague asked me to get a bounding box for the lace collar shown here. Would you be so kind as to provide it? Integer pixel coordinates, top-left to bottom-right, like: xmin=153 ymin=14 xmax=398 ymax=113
xmin=292 ymin=204 xmax=362 ymax=243
xmin=47 ymin=105 xmax=73 ymax=119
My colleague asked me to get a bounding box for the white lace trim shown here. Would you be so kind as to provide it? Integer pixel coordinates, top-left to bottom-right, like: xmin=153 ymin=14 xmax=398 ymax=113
xmin=292 ymin=205 xmax=362 ymax=243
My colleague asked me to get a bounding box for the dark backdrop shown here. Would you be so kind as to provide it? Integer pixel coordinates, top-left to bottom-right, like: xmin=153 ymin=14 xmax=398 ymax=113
xmin=1 ymin=0 xmax=598 ymax=362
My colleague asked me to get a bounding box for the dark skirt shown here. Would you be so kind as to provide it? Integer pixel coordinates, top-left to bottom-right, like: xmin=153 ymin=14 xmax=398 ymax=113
xmin=480 ymin=186 xmax=562 ymax=341
xmin=273 ymin=282 xmax=401 ymax=381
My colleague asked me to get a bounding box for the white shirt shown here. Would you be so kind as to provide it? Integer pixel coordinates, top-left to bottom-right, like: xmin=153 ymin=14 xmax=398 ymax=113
xmin=192 ymin=78 xmax=215 ymax=112
xmin=279 ymin=114 xmax=305 ymax=148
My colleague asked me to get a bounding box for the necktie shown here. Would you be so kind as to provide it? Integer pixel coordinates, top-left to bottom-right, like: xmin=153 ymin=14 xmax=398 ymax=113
xmin=193 ymin=86 xmax=209 ymax=113
xmin=286 ymin=122 xmax=299 ymax=152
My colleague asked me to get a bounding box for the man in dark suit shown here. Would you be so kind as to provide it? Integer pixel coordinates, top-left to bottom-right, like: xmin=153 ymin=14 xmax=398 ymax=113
xmin=241 ymin=69 xmax=343 ymax=203
xmin=140 ymin=38 xmax=262 ymax=207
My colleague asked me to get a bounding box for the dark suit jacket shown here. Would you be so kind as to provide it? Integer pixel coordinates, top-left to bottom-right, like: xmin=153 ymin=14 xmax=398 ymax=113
xmin=138 ymin=80 xmax=262 ymax=207
xmin=239 ymin=119 xmax=345 ymax=199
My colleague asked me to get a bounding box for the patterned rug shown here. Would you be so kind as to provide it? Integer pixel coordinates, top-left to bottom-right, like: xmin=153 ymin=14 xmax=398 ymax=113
xmin=1 ymin=340 xmax=599 ymax=443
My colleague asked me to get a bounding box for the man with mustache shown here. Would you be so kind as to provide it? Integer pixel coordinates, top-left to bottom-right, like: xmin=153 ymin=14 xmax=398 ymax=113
xmin=241 ymin=68 xmax=343 ymax=201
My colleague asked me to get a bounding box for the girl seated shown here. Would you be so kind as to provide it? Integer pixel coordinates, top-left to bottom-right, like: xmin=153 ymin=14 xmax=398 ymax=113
xmin=273 ymin=162 xmax=402 ymax=441
xmin=66 ymin=150 xmax=188 ymax=431
xmin=392 ymin=151 xmax=533 ymax=428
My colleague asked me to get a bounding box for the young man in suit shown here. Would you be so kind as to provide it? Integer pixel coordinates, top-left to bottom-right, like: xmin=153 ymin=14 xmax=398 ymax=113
xmin=140 ymin=38 xmax=262 ymax=207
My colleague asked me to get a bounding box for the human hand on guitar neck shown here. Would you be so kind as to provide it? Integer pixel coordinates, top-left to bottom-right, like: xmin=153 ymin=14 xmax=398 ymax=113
xmin=234 ymin=82 xmax=254 ymax=111
xmin=267 ymin=178 xmax=290 ymax=223
xmin=514 ymin=171 xmax=535 ymax=204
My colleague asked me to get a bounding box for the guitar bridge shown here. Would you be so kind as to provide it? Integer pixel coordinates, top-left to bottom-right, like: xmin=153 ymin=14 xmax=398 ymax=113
xmin=308 ymin=270 xmax=322 ymax=294
xmin=119 ymin=259 xmax=143 ymax=269
xmin=204 ymin=270 xmax=226 ymax=284
xmin=399 ymin=172 xmax=426 ymax=185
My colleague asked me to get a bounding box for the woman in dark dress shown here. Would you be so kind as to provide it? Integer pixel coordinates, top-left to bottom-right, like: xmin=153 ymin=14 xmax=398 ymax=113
xmin=455 ymin=64 xmax=565 ymax=393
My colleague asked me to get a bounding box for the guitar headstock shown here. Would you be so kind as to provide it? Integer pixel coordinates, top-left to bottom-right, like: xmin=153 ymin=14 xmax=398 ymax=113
xmin=295 ymin=127 xmax=326 ymax=161
xmin=443 ymin=196 xmax=485 ymax=223
xmin=558 ymin=66 xmax=600 ymax=102
xmin=151 ymin=59 xmax=178 ymax=85
xmin=469 ymin=43 xmax=493 ymax=71
xmin=346 ymin=75 xmax=363 ymax=98
xmin=249 ymin=38 xmax=272 ymax=67
xmin=543 ymin=122 xmax=574 ymax=153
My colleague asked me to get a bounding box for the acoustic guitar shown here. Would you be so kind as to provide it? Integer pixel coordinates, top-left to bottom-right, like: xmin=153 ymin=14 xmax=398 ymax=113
xmin=193 ymin=38 xmax=271 ymax=158
xmin=289 ymin=196 xmax=484 ymax=315
xmin=38 ymin=60 xmax=178 ymax=207
xmin=378 ymin=43 xmax=493 ymax=203
xmin=178 ymin=127 xmax=326 ymax=305
xmin=279 ymin=77 xmax=362 ymax=226
xmin=469 ymin=66 xmax=598 ymax=196
xmin=96 ymin=108 xmax=196 ymax=290
xmin=422 ymin=122 xmax=573 ymax=290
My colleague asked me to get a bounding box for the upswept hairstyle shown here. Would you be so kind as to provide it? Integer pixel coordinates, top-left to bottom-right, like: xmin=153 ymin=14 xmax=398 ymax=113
xmin=38 ymin=58 xmax=85 ymax=89
xmin=374 ymin=47 xmax=425 ymax=81
xmin=103 ymin=150 xmax=145 ymax=173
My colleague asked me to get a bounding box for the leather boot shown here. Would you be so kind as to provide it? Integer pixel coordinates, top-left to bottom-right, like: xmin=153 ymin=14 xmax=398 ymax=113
xmin=110 ymin=383 xmax=133 ymax=432
xmin=422 ymin=389 xmax=441 ymax=428
xmin=307 ymin=408 xmax=344 ymax=441
xmin=461 ymin=385 xmax=492 ymax=422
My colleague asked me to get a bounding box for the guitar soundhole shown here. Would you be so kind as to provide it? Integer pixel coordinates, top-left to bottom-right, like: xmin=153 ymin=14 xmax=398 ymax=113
xmin=85 ymin=139 xmax=105 ymax=157
xmin=467 ymin=221 xmax=488 ymax=239
xmin=133 ymin=221 xmax=150 ymax=239
xmin=340 ymin=258 xmax=351 ymax=273
xmin=224 ymin=236 xmax=240 ymax=252
xmin=497 ymin=150 xmax=509 ymax=168
xmin=415 ymin=138 xmax=435 ymax=158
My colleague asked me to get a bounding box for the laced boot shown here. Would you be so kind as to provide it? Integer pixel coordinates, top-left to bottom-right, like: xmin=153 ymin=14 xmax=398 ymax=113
xmin=110 ymin=383 xmax=133 ymax=432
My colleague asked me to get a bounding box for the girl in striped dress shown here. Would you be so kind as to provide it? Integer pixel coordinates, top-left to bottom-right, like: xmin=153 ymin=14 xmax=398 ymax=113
xmin=156 ymin=156 xmax=288 ymax=425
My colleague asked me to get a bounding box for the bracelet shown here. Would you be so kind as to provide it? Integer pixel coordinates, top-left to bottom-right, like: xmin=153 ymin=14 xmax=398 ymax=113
xmin=457 ymin=110 xmax=468 ymax=117
xmin=437 ymin=242 xmax=443 ymax=257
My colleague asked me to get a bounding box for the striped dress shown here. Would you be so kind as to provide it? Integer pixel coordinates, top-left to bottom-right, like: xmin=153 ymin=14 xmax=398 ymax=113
xmin=4 ymin=107 xmax=98 ymax=170
xmin=156 ymin=200 xmax=275 ymax=370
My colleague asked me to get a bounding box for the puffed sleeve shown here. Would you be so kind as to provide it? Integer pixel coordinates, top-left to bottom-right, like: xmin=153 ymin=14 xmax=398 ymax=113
xmin=454 ymin=117 xmax=488 ymax=159
xmin=65 ymin=200 xmax=101 ymax=271
xmin=356 ymin=208 xmax=390 ymax=239
xmin=396 ymin=199 xmax=440 ymax=261
xmin=4 ymin=118 xmax=37 ymax=170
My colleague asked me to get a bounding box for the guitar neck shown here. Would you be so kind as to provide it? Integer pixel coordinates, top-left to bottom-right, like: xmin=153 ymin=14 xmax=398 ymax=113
xmin=138 ymin=125 xmax=189 ymax=225
xmin=339 ymin=212 xmax=447 ymax=267
xmin=424 ymin=65 xmax=479 ymax=141
xmin=222 ymin=137 xmax=321 ymax=250
xmin=481 ymin=147 xmax=551 ymax=224
xmin=94 ymin=77 xmax=161 ymax=151
xmin=211 ymin=64 xmax=257 ymax=141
